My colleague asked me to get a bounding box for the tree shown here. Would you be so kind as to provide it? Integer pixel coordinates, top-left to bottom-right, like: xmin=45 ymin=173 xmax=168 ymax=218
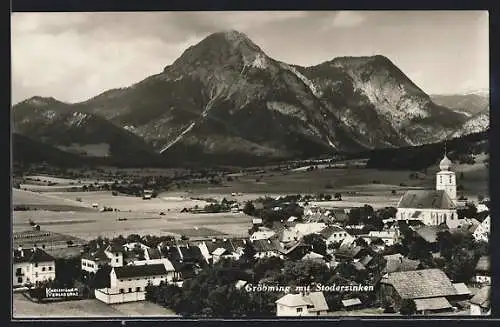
xmin=400 ymin=299 xmax=416 ymax=315
xmin=303 ymin=234 xmax=327 ymax=256
xmin=243 ymin=201 xmax=256 ymax=216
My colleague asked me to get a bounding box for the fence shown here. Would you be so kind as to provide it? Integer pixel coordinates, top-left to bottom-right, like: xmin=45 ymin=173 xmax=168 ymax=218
xmin=95 ymin=288 xmax=145 ymax=304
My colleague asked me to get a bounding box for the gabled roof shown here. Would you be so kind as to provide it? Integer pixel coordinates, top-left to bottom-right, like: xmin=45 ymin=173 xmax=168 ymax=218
xmin=470 ymin=286 xmax=491 ymax=308
xmin=398 ymin=190 xmax=456 ymax=209
xmin=13 ymin=248 xmax=55 ymax=264
xmin=114 ymin=264 xmax=167 ymax=279
xmin=146 ymin=248 xmax=162 ymax=260
xmin=252 ymin=239 xmax=280 ymax=253
xmin=205 ymin=239 xmax=235 ymax=254
xmin=414 ymin=297 xmax=452 ymax=312
xmin=81 ymin=248 xmax=110 ymax=262
xmin=105 ymin=244 xmax=123 ymax=253
xmin=335 ymin=245 xmax=363 ymax=258
xmin=475 ymin=256 xmax=490 ymax=272
xmin=383 ymin=269 xmax=457 ymax=299
xmin=275 ymin=292 xmax=328 ymax=312
xmin=213 ymin=248 xmax=228 ymax=256
xmin=383 ymin=254 xmax=420 ymax=274
xmin=413 ymin=225 xmax=442 ymax=243
xmin=319 ymin=226 xmax=346 ymax=239
xmin=302 ymin=252 xmax=324 ymax=260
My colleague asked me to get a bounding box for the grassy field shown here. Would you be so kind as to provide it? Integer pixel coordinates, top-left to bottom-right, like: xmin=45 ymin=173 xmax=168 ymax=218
xmin=45 ymin=191 xmax=210 ymax=213
xmin=12 ymin=293 xmax=177 ymax=318
xmin=181 ymin=165 xmax=488 ymax=199
xmin=13 ymin=210 xmax=252 ymax=241
xmin=13 ymin=189 xmax=96 ymax=212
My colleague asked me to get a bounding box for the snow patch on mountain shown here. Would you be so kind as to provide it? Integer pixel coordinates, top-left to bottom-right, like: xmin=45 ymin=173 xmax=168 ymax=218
xmin=159 ymin=122 xmax=196 ymax=154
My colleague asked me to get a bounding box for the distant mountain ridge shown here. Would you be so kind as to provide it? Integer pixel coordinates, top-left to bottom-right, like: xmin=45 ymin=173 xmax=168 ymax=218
xmin=12 ymin=30 xmax=486 ymax=167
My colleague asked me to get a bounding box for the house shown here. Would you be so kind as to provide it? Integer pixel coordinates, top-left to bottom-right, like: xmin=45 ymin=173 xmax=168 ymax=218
xmin=367 ymin=231 xmax=398 ymax=246
xmin=13 ymin=246 xmax=56 ymax=287
xmin=379 ymin=269 xmax=460 ymax=314
xmin=81 ymin=243 xmax=124 ymax=273
xmin=396 ymin=153 xmax=458 ymax=226
xmin=250 ymin=229 xmax=276 ymax=242
xmin=198 ymin=239 xmax=243 ymax=263
xmin=276 ymin=227 xmax=301 ymax=246
xmin=123 ymin=242 xmax=150 ymax=252
xmin=127 ymin=258 xmax=180 ymax=282
xmin=142 ymin=189 xmax=153 ymax=200
xmin=319 ymin=226 xmax=350 ymax=252
xmin=470 ymin=286 xmax=491 ymax=315
xmin=275 ymin=292 xmax=329 ymax=316
xmin=382 ymin=254 xmax=421 ymax=275
xmin=473 ymin=216 xmax=490 ymax=243
xmin=476 ymin=203 xmax=489 ymax=213
xmin=334 ymin=245 xmax=369 ymax=262
xmin=301 ymin=252 xmax=325 ymax=264
xmin=411 ymin=225 xmax=448 ymax=253
xmin=474 ymin=256 xmax=490 ymax=285
xmin=293 ymin=223 xmax=327 ymax=237
xmin=95 ymin=264 xmax=170 ymax=304
xmin=144 ymin=248 xmax=162 ymax=261
xmin=341 ymin=298 xmax=363 ymax=310
xmin=252 ymin=239 xmax=282 ymax=259
xmin=252 ymin=218 xmax=263 ymax=226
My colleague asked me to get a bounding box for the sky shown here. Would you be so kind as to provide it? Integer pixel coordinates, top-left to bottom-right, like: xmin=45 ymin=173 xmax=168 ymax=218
xmin=11 ymin=11 xmax=489 ymax=104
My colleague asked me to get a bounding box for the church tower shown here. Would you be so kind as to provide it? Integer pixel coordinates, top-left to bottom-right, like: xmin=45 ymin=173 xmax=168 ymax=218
xmin=436 ymin=144 xmax=457 ymax=203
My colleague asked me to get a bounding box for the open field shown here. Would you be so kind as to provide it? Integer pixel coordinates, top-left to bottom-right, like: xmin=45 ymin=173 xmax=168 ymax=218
xmin=13 ymin=210 xmax=252 ymax=241
xmin=13 ymin=189 xmax=96 ymax=212
xmin=181 ymin=166 xmax=488 ymax=198
xmin=44 ymin=191 xmax=210 ymax=213
xmin=12 ymin=293 xmax=177 ymax=318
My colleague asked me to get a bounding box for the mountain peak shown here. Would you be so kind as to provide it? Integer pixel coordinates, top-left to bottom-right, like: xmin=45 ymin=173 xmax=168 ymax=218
xmin=167 ymin=30 xmax=267 ymax=73
xmin=16 ymin=96 xmax=64 ymax=107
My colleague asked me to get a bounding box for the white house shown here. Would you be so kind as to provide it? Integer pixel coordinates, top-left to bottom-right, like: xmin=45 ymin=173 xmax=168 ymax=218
xmin=476 ymin=203 xmax=489 ymax=213
xmin=367 ymin=231 xmax=398 ymax=246
xmin=294 ymin=223 xmax=327 ymax=237
xmin=275 ymin=292 xmax=329 ymax=316
xmin=470 ymin=285 xmax=491 ymax=316
xmin=250 ymin=229 xmax=276 ymax=242
xmin=318 ymin=226 xmax=350 ymax=253
xmin=473 ymin=216 xmax=490 ymax=243
xmin=95 ymin=264 xmax=170 ymax=304
xmin=13 ymin=247 xmax=56 ymax=287
xmin=81 ymin=244 xmax=124 ymax=273
xmin=396 ymin=153 xmax=458 ymax=226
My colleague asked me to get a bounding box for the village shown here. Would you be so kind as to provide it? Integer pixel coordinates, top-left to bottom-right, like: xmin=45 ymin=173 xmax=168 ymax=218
xmin=12 ymin=151 xmax=491 ymax=317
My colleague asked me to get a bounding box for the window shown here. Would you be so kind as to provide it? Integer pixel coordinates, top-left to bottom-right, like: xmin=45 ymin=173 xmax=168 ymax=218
xmin=16 ymin=267 xmax=22 ymax=275
xmin=449 ymin=176 xmax=452 ymax=183
xmin=49 ymin=267 xmax=52 ymax=271
xmin=128 ymin=279 xmax=131 ymax=281
xmin=120 ymin=288 xmax=124 ymax=293
xmin=297 ymin=308 xmax=303 ymax=313
xmin=35 ymin=263 xmax=38 ymax=268
xmin=116 ymin=258 xmax=119 ymax=263
xmin=17 ymin=277 xmax=22 ymax=283
xmin=42 ymin=267 xmax=46 ymax=271
xmin=35 ymin=272 xmax=38 ymax=278
xmin=128 ymin=288 xmax=132 ymax=293
xmin=120 ymin=279 xmax=124 ymax=282
xmin=317 ymin=312 xmax=321 ymax=316
xmin=136 ymin=287 xmax=141 ymax=292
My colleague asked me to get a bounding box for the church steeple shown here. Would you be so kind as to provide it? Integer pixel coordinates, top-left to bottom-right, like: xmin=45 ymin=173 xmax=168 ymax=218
xmin=436 ymin=142 xmax=457 ymax=203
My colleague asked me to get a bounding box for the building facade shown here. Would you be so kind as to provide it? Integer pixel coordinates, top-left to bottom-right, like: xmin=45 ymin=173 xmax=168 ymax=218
xmin=13 ymin=247 xmax=56 ymax=287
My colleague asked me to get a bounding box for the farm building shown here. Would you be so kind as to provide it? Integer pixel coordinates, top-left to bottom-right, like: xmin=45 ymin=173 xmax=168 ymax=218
xmin=95 ymin=264 xmax=173 ymax=304
xmin=81 ymin=244 xmax=124 ymax=273
xmin=319 ymin=225 xmax=351 ymax=250
xmin=13 ymin=246 xmax=56 ymax=287
xmin=379 ymin=268 xmax=466 ymax=314
xmin=275 ymin=292 xmax=329 ymax=316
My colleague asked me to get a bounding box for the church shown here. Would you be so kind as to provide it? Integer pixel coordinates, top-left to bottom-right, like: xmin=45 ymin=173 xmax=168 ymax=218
xmin=395 ymin=151 xmax=458 ymax=226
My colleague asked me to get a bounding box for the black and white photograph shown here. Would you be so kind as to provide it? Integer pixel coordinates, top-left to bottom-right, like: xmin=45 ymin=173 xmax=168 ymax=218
xmin=11 ymin=10 xmax=490 ymax=318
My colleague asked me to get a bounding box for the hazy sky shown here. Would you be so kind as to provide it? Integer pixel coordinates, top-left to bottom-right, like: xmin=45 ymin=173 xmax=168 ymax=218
xmin=11 ymin=11 xmax=489 ymax=104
